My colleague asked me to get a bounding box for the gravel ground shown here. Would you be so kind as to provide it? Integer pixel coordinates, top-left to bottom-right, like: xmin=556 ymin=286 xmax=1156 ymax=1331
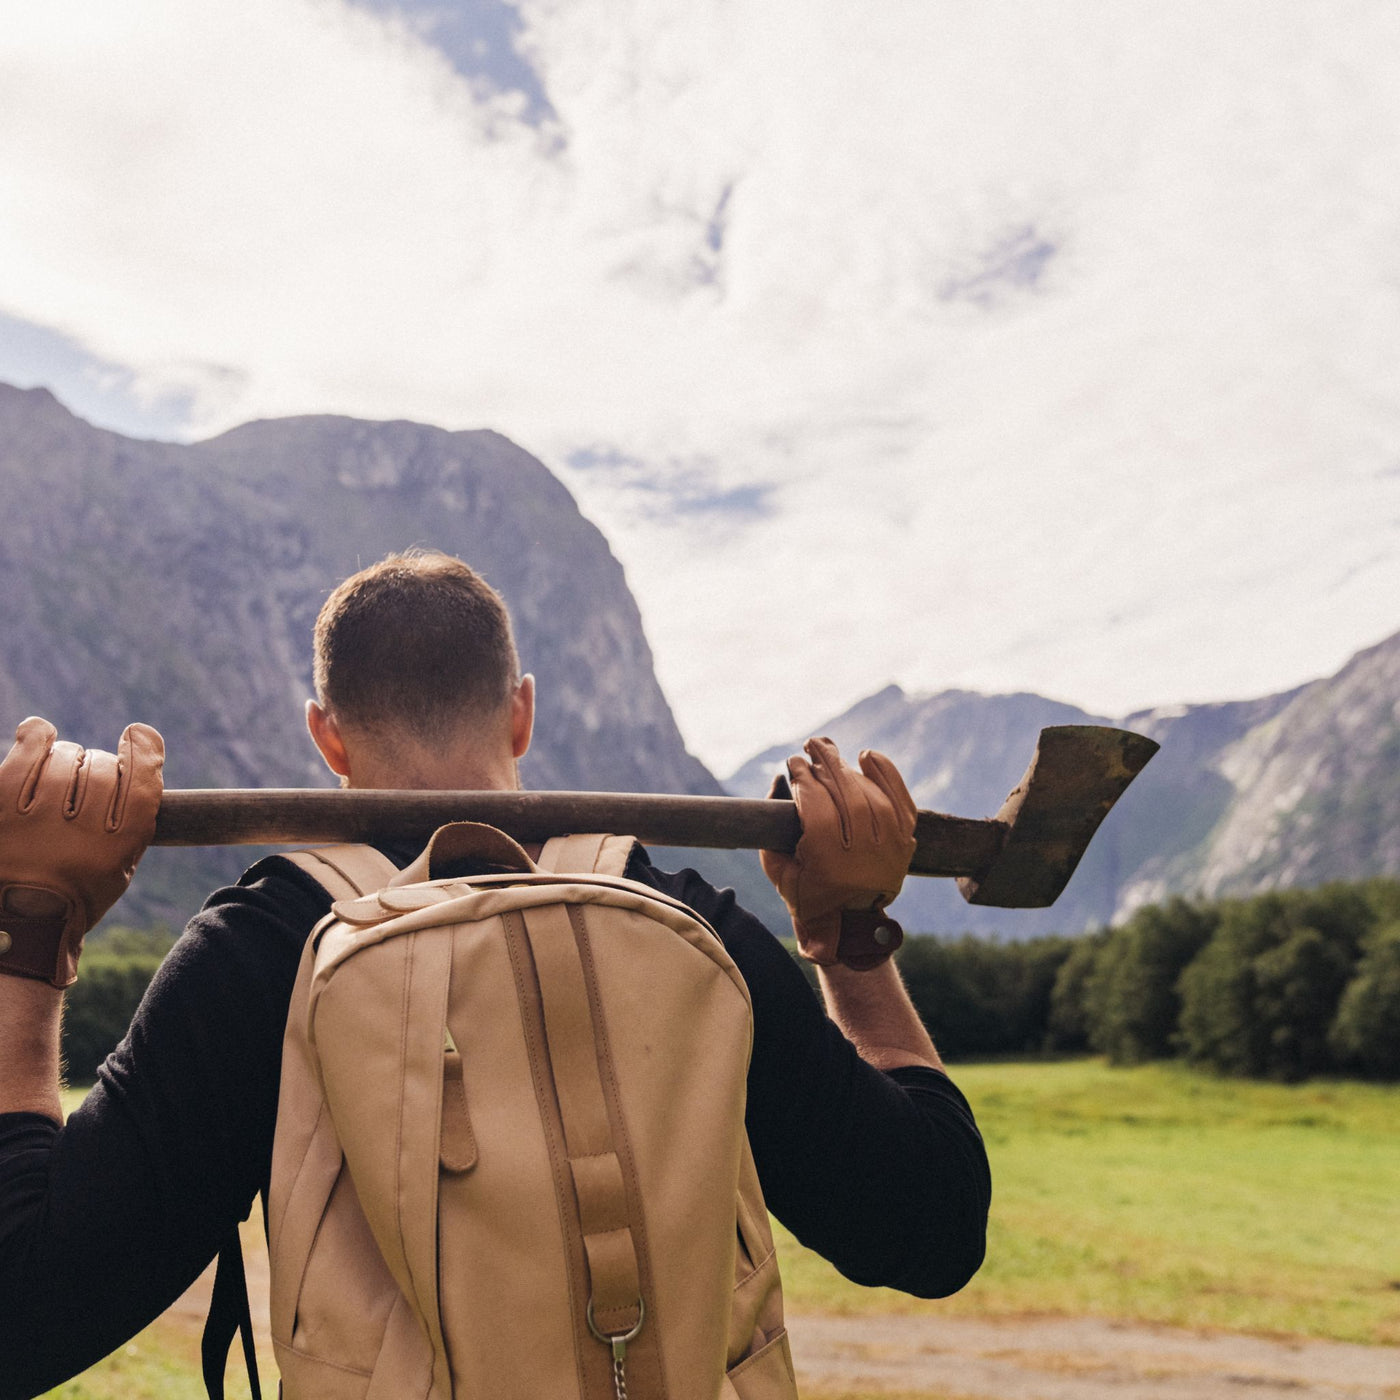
xmin=787 ymin=1310 xmax=1400 ymax=1400
xmin=185 ymin=1237 xmax=1400 ymax=1399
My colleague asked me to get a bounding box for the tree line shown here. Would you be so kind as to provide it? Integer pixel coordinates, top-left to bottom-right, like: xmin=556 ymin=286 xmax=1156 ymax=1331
xmin=62 ymin=879 xmax=1400 ymax=1083
xmin=896 ymin=878 xmax=1400 ymax=1080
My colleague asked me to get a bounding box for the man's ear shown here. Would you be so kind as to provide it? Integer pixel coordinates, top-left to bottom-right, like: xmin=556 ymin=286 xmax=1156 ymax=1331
xmin=306 ymin=699 xmax=352 ymax=779
xmin=510 ymin=674 xmax=535 ymax=761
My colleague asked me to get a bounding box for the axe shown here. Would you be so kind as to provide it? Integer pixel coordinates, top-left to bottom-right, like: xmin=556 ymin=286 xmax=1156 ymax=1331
xmin=151 ymin=725 xmax=1156 ymax=910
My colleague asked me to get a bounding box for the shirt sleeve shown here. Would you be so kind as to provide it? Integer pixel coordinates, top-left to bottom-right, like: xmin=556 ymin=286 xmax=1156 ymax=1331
xmin=632 ymin=851 xmax=991 ymax=1299
xmin=0 ymin=857 xmax=329 ymax=1399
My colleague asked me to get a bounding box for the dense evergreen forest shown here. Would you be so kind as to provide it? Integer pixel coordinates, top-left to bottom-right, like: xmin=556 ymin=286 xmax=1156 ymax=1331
xmin=894 ymin=879 xmax=1400 ymax=1080
xmin=65 ymin=880 xmax=1400 ymax=1084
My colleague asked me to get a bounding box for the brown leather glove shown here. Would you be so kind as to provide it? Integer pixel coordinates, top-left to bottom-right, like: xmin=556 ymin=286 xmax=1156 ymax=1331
xmin=760 ymin=737 xmax=916 ymax=970
xmin=0 ymin=716 xmax=165 ymax=988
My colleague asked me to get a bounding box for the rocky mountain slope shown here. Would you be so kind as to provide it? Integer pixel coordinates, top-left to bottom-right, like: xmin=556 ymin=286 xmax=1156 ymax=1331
xmin=1120 ymin=632 xmax=1400 ymax=908
xmin=728 ymin=687 xmax=1126 ymax=936
xmin=0 ymin=383 xmax=753 ymax=927
xmin=9 ymin=381 xmax=1398 ymax=942
xmin=728 ymin=632 xmax=1400 ymax=936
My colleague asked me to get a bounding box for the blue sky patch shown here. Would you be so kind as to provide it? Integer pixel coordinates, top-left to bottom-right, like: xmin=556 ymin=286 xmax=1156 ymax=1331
xmin=940 ymin=224 xmax=1058 ymax=307
xmin=354 ymin=0 xmax=554 ymax=126
xmin=568 ymin=445 xmax=776 ymax=521
xmin=0 ymin=313 xmax=195 ymax=441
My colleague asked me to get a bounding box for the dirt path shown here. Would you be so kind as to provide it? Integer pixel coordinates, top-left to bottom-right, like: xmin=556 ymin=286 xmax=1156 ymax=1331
xmin=786 ymin=1311 xmax=1400 ymax=1400
xmin=180 ymin=1236 xmax=1400 ymax=1399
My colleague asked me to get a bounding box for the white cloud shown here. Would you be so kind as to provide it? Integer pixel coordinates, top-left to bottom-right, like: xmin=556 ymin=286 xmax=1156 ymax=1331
xmin=3 ymin=0 xmax=1400 ymax=770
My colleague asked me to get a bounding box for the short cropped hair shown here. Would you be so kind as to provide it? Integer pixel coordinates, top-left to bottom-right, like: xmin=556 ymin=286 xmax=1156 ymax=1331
xmin=313 ymin=550 xmax=520 ymax=743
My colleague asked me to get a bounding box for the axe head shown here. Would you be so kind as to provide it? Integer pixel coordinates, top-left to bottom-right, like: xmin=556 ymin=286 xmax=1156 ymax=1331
xmin=958 ymin=725 xmax=1159 ymax=908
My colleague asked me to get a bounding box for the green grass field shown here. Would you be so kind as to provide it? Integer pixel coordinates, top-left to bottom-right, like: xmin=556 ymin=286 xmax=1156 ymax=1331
xmin=42 ymin=1059 xmax=1400 ymax=1397
xmin=778 ymin=1059 xmax=1400 ymax=1345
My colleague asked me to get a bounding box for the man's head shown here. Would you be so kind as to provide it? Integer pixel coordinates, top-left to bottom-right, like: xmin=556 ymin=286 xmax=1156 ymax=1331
xmin=306 ymin=550 xmax=534 ymax=790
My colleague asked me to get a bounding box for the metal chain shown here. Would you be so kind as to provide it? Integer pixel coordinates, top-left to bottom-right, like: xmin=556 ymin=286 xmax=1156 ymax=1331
xmin=588 ymin=1296 xmax=643 ymax=1400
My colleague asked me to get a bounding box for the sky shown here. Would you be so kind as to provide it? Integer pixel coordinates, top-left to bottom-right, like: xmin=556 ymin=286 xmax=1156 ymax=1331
xmin=3 ymin=1 xmax=1400 ymax=774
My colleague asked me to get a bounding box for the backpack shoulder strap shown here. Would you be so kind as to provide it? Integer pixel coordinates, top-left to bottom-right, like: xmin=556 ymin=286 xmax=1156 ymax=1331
xmin=202 ymin=844 xmax=396 ymax=1400
xmin=536 ymin=833 xmax=637 ymax=878
xmin=282 ymin=844 xmax=399 ymax=900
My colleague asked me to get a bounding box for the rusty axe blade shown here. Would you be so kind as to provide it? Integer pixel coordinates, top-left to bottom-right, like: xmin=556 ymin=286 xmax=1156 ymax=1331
xmin=955 ymin=725 xmax=1159 ymax=907
xmin=149 ymin=724 xmax=1154 ymax=909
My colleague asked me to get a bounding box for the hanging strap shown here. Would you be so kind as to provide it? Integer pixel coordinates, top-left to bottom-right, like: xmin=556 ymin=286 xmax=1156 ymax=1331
xmin=201 ymin=1226 xmax=262 ymax=1400
xmin=521 ymin=902 xmax=644 ymax=1338
xmin=534 ymin=831 xmax=647 ymax=1328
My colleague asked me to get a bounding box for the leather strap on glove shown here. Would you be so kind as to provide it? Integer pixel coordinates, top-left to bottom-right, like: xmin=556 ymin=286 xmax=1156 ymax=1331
xmin=760 ymin=737 xmax=916 ymax=971
xmin=0 ymin=717 xmax=165 ymax=988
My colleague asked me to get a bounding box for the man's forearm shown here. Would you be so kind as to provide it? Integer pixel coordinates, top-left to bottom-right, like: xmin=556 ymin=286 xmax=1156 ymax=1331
xmin=816 ymin=959 xmax=943 ymax=1073
xmin=0 ymin=979 xmax=64 ymax=1122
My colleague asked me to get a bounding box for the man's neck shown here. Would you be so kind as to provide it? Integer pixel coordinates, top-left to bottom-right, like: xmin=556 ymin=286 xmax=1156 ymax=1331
xmin=348 ymin=754 xmax=521 ymax=793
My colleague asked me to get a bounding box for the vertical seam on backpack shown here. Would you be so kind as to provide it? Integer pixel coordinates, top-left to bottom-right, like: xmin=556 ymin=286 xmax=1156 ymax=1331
xmin=394 ymin=932 xmax=422 ymax=1324
xmin=568 ymin=902 xmax=671 ymax=1400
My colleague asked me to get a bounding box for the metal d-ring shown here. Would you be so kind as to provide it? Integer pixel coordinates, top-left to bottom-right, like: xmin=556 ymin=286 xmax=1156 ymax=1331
xmin=586 ymin=1296 xmax=646 ymax=1348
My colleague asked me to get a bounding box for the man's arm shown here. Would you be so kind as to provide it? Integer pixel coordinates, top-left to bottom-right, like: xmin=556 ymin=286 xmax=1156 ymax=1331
xmin=0 ymin=859 xmax=330 ymax=1398
xmin=815 ymin=959 xmax=942 ymax=1072
xmin=762 ymin=736 xmax=943 ymax=1072
xmin=640 ymin=854 xmax=989 ymax=1299
xmin=736 ymin=736 xmax=986 ymax=1291
xmin=0 ymin=719 xmax=165 ymax=1122
xmin=0 ymin=977 xmax=63 ymax=1122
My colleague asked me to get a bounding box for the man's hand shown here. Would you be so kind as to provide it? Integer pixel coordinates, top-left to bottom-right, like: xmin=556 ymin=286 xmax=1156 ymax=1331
xmin=760 ymin=737 xmax=916 ymax=970
xmin=0 ymin=717 xmax=165 ymax=988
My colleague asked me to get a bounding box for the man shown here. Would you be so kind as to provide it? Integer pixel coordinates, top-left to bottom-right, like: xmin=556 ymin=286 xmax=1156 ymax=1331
xmin=0 ymin=550 xmax=989 ymax=1397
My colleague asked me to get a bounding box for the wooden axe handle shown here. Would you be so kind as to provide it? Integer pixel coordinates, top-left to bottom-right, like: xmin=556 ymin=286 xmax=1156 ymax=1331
xmin=152 ymin=788 xmax=1003 ymax=879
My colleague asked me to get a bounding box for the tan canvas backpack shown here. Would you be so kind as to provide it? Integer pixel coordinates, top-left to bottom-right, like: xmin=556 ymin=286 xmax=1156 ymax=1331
xmin=266 ymin=822 xmax=797 ymax=1399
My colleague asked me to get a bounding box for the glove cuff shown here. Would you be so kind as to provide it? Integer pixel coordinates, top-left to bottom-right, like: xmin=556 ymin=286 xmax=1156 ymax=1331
xmin=791 ymin=909 xmax=905 ymax=970
xmin=835 ymin=909 xmax=904 ymax=971
xmin=0 ymin=895 xmax=82 ymax=988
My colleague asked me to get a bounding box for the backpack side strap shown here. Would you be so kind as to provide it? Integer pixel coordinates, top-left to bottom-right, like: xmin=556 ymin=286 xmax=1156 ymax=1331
xmin=201 ymin=1226 xmax=262 ymax=1400
xmin=282 ymin=844 xmax=399 ymax=900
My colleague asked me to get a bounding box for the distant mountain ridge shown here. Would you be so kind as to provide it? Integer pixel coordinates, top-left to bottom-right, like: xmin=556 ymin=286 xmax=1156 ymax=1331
xmin=0 ymin=383 xmax=759 ymax=927
xmin=9 ymin=381 xmax=1398 ymax=942
xmin=727 ymin=632 xmax=1400 ymax=936
xmin=1122 ymin=631 xmax=1400 ymax=907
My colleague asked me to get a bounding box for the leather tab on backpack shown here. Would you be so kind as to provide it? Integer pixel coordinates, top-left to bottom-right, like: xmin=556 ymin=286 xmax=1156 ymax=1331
xmin=440 ymin=1048 xmax=478 ymax=1174
xmin=391 ymin=822 xmax=537 ymax=887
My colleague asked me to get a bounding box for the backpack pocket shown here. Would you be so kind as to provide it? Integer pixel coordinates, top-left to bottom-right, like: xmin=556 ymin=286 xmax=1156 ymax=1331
xmin=722 ymin=1328 xmax=797 ymax=1399
xmin=280 ymin=1163 xmax=399 ymax=1370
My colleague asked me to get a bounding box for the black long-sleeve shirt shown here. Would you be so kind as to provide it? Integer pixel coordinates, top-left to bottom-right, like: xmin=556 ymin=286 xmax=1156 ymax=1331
xmin=0 ymin=848 xmax=989 ymax=1398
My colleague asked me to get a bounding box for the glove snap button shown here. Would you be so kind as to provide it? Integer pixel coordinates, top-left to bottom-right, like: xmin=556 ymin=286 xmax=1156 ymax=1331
xmin=0 ymin=930 xmax=12 ymax=955
xmin=872 ymin=924 xmax=893 ymax=947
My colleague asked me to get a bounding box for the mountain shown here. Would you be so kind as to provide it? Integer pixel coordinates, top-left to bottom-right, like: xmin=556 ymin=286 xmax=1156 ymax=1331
xmin=726 ymin=633 xmax=1400 ymax=936
xmin=727 ymin=687 xmax=1122 ymax=936
xmin=0 ymin=383 xmax=778 ymax=927
xmin=1119 ymin=632 xmax=1400 ymax=908
xmin=12 ymin=380 xmax=1397 ymax=945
